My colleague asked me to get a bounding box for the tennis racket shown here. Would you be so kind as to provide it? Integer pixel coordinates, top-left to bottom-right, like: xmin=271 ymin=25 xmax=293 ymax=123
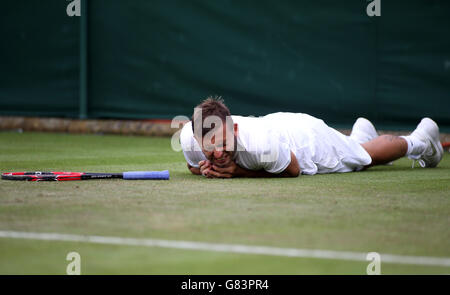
xmin=1 ymin=170 xmax=169 ymax=181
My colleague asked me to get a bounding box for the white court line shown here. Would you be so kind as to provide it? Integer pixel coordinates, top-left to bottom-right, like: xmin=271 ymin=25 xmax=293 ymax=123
xmin=1 ymin=230 xmax=450 ymax=267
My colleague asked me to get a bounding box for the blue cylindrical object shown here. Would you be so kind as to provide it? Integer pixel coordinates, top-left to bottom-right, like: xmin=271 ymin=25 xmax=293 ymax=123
xmin=123 ymin=170 xmax=169 ymax=180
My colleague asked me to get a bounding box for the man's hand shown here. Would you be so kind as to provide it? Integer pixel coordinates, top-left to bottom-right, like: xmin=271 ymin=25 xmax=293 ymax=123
xmin=199 ymin=160 xmax=213 ymax=176
xmin=205 ymin=161 xmax=240 ymax=178
xmin=200 ymin=160 xmax=238 ymax=178
xmin=201 ymin=151 xmax=300 ymax=178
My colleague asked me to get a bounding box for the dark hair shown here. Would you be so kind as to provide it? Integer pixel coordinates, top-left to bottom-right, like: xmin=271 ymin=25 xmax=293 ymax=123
xmin=191 ymin=96 xmax=233 ymax=137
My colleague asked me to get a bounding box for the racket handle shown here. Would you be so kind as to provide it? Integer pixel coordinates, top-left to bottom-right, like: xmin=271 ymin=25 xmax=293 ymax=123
xmin=123 ymin=170 xmax=169 ymax=180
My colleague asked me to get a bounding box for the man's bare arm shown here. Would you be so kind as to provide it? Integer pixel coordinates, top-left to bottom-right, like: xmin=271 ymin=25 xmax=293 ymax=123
xmin=187 ymin=163 xmax=201 ymax=175
xmin=207 ymin=151 xmax=300 ymax=178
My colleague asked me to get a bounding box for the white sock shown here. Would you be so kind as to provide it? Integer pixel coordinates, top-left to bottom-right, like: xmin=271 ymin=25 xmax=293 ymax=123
xmin=400 ymin=135 xmax=427 ymax=158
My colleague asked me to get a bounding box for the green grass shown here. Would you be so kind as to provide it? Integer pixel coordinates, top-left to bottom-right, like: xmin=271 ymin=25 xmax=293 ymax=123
xmin=0 ymin=131 xmax=449 ymax=274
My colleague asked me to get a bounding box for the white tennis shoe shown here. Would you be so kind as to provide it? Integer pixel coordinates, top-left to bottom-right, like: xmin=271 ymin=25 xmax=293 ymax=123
xmin=350 ymin=117 xmax=379 ymax=144
xmin=408 ymin=118 xmax=443 ymax=168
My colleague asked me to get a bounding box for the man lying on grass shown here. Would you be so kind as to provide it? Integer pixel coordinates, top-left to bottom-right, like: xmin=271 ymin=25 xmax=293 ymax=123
xmin=180 ymin=97 xmax=443 ymax=178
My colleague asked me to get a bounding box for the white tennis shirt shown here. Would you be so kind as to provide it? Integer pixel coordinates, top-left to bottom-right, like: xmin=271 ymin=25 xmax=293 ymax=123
xmin=180 ymin=112 xmax=372 ymax=175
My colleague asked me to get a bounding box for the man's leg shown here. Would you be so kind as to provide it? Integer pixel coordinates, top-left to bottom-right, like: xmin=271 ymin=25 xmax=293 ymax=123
xmin=350 ymin=117 xmax=396 ymax=166
xmin=361 ymin=118 xmax=443 ymax=168
xmin=361 ymin=135 xmax=407 ymax=166
xmin=350 ymin=117 xmax=379 ymax=144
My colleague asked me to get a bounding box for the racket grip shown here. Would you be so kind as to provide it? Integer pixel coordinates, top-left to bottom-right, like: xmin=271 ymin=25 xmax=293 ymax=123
xmin=123 ymin=170 xmax=169 ymax=180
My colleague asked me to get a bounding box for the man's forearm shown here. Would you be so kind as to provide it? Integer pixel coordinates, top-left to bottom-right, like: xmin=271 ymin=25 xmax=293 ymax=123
xmin=189 ymin=159 xmax=300 ymax=178
xmin=187 ymin=164 xmax=201 ymax=175
xmin=234 ymin=165 xmax=297 ymax=178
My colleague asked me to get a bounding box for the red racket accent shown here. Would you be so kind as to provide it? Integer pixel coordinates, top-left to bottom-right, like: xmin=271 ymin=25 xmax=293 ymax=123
xmin=1 ymin=172 xmax=84 ymax=181
xmin=3 ymin=172 xmax=82 ymax=176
